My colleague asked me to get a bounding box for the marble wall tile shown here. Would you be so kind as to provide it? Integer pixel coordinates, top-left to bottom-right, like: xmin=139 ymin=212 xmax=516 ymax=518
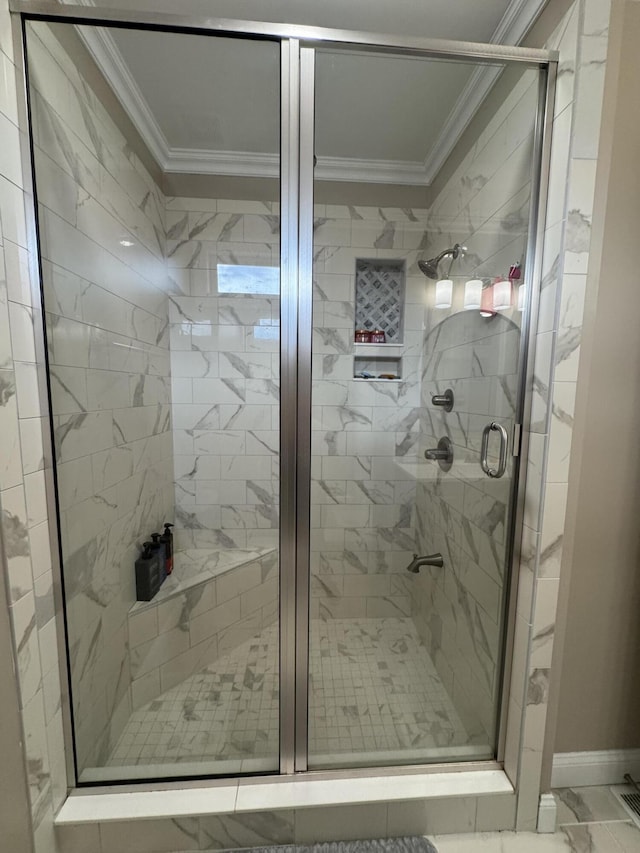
xmin=167 ymin=198 xmax=432 ymax=612
xmin=0 ymin=28 xmax=73 ymax=846
xmin=199 ymin=811 xmax=294 ymax=849
xmin=29 ymin=520 xmax=51 ymax=581
xmin=530 ymin=331 xmax=554 ymax=433
xmin=516 ymin=525 xmax=539 ymax=624
xmin=572 ymin=33 xmax=608 ymax=160
xmin=14 ymin=361 xmax=41 ymax=419
xmin=0 ymin=2 xmax=612 ymax=847
xmin=538 ymin=483 xmax=569 ymax=580
xmin=475 ymin=793 xmax=517 ymax=831
xmin=19 ymin=417 xmax=45 ymax=475
xmin=0 ymin=46 xmax=17 ymax=126
xmin=295 ymin=804 xmax=387 ymax=844
xmin=99 ymin=817 xmax=201 ymax=853
xmin=0 ymin=173 xmax=28 ymax=247
xmin=128 ymin=550 xmax=276 ymax=707
xmin=387 ymin=797 xmax=478 ymax=836
xmin=0 ymin=264 xmax=11 ymax=365
xmin=554 ymin=274 xmax=586 ymax=383
xmin=1 ymin=482 xmax=32 ymax=605
xmin=552 ymin=6 xmax=579 ymax=118
xmin=545 ymin=383 xmax=575 ymax=483
xmin=9 ymin=301 xmax=36 ymax=363
xmin=4 ymin=239 xmax=32 ymax=309
xmin=55 ymin=823 xmax=101 ymax=853
xmin=545 ymin=106 xmax=574 ymax=234
xmin=22 ymin=24 xmax=176 ymax=779
xmin=0 ymin=111 xmax=22 ymax=189
xmin=21 ymin=688 xmax=51 ymax=811
xmin=564 ymin=158 xmax=597 ymax=275
xmin=10 ymin=589 xmax=42 ymax=707
xmin=0 ymin=367 xmax=21 ymax=489
xmin=413 ymin=50 xmax=551 ymax=754
xmin=583 ymin=0 xmax=610 ymax=36
xmin=0 ymin=23 xmax=60 ymax=852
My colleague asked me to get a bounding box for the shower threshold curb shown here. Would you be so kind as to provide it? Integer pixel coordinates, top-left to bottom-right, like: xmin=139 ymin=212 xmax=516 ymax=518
xmin=55 ymin=769 xmax=513 ymax=824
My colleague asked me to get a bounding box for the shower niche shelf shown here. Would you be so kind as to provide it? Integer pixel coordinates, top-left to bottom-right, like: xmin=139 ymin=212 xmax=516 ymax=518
xmin=354 ymin=354 xmax=402 ymax=381
xmin=355 ymin=258 xmax=405 ymax=344
xmin=354 ymin=343 xmax=403 ymax=354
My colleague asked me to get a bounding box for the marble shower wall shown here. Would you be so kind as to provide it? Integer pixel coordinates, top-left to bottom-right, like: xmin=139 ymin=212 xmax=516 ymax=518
xmin=27 ymin=24 xmax=174 ymax=773
xmin=413 ymin=312 xmax=520 ymax=746
xmin=310 ymin=205 xmax=431 ymax=618
xmin=164 ymin=196 xmax=280 ymax=554
xmin=426 ymin=66 xmax=540 ymax=281
xmin=410 ymin=66 xmax=540 ymax=746
xmin=0 ymin=5 xmax=70 ymax=850
xmin=0 ymin=0 xmax=613 ymax=847
xmin=165 ymin=198 xmax=431 ymax=617
xmin=506 ymin=0 xmax=612 ymax=830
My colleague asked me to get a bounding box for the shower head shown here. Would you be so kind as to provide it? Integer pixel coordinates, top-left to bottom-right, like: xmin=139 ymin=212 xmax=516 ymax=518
xmin=417 ymin=258 xmax=440 ymax=280
xmin=418 ymin=243 xmax=465 ymax=280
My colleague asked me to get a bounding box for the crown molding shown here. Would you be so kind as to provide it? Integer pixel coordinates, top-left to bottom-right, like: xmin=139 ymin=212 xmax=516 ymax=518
xmin=493 ymin=0 xmax=548 ymax=44
xmin=77 ymin=23 xmax=171 ymax=169
xmin=75 ymin=0 xmax=546 ymax=186
xmin=316 ymin=156 xmax=427 ymax=185
xmin=422 ymin=64 xmax=502 ymax=185
xmin=79 ymin=23 xmax=431 ymax=184
xmin=166 ymin=148 xmax=279 ymax=178
xmin=166 ymin=149 xmax=428 ymax=185
xmin=423 ymin=0 xmax=547 ymax=183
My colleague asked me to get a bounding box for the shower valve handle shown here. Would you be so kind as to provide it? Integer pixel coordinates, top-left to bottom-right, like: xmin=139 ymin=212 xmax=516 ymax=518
xmin=424 ymin=436 xmax=454 ymax=470
xmin=424 ymin=448 xmax=450 ymax=460
xmin=431 ymin=389 xmax=454 ymax=412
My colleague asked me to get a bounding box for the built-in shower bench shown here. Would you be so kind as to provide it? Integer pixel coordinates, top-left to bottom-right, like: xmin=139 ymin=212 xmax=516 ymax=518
xmin=127 ymin=547 xmax=278 ymax=710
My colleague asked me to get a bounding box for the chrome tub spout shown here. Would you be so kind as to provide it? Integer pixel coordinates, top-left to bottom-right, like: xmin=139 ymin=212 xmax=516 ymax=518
xmin=406 ymin=552 xmax=444 ymax=573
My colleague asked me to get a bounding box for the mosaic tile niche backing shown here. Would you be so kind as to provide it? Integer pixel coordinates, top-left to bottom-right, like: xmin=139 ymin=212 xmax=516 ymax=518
xmin=355 ymin=259 xmax=405 ymax=342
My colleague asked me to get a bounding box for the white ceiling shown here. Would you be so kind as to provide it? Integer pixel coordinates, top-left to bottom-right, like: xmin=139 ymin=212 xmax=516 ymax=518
xmin=313 ymin=51 xmax=483 ymax=162
xmin=107 ymin=32 xmax=281 ymax=153
xmin=74 ymin=0 xmax=516 ymax=42
xmin=72 ymin=0 xmax=548 ymax=184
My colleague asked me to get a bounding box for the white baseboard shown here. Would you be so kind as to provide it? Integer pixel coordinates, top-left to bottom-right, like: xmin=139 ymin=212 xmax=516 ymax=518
xmin=551 ymin=749 xmax=640 ymax=788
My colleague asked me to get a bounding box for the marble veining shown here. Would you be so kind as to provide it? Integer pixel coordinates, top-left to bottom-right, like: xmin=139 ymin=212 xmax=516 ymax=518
xmin=2 ymin=504 xmax=30 ymax=558
xmin=130 ymin=546 xmax=276 ymax=613
xmin=108 ymin=616 xmax=486 ymax=770
xmin=0 ymin=0 xmax=618 ymax=846
xmin=226 ymin=840 xmax=437 ymax=853
xmin=28 ymin=23 xmax=175 ymax=776
xmin=415 ymin=148 xmax=530 ymax=742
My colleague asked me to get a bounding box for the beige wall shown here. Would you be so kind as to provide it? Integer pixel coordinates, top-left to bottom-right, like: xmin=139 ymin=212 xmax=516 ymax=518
xmin=553 ymin=0 xmax=640 ymax=753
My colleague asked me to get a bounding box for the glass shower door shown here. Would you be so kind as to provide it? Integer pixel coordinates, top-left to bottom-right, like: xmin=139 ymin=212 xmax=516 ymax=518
xmin=25 ymin=19 xmax=283 ymax=782
xmin=24 ymin=6 xmax=550 ymax=782
xmin=303 ymin=46 xmax=541 ymax=769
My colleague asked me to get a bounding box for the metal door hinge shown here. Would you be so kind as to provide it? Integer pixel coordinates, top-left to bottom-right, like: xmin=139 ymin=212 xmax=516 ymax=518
xmin=512 ymin=423 xmax=522 ymax=457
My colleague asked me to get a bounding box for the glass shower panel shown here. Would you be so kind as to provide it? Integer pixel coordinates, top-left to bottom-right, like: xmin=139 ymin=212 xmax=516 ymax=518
xmin=307 ymin=48 xmax=540 ymax=768
xmin=25 ymin=20 xmax=281 ymax=782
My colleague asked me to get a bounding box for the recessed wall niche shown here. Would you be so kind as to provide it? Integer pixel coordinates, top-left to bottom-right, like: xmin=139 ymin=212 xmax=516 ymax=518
xmin=354 ymin=258 xmax=405 ymax=343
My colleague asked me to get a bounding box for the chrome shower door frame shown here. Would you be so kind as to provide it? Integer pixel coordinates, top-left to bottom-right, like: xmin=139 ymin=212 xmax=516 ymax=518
xmin=11 ymin=0 xmax=557 ymax=786
xmin=294 ymin=40 xmax=556 ymax=774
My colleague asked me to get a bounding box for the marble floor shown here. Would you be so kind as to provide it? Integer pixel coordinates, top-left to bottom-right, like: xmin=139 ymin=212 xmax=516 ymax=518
xmin=308 ymin=617 xmax=476 ymax=765
xmin=108 ymin=617 xmax=476 ymax=771
xmin=430 ymin=786 xmax=640 ymax=850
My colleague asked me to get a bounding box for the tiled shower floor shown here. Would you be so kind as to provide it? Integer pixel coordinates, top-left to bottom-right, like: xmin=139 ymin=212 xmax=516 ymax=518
xmin=108 ymin=617 xmax=473 ymax=770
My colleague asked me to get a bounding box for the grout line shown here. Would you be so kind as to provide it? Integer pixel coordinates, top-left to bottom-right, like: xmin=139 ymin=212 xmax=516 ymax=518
xmin=557 ymin=818 xmax=633 ymax=827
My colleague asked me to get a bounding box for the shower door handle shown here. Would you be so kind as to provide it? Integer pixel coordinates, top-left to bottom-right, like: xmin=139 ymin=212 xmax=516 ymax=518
xmin=480 ymin=422 xmax=509 ymax=478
